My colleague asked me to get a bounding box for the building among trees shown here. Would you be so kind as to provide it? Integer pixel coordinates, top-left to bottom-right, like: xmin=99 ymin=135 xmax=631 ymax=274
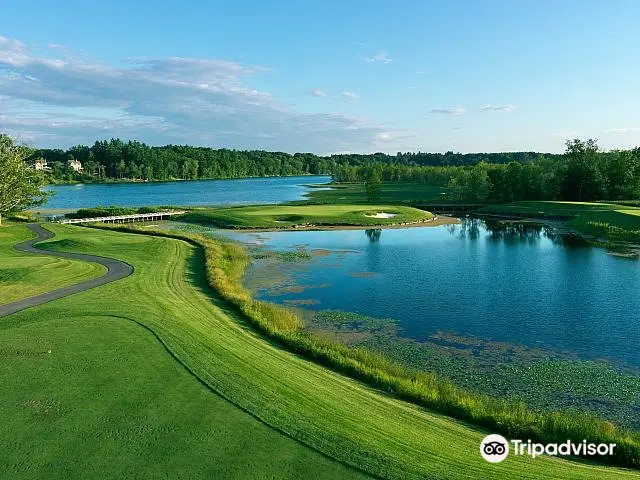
xmin=33 ymin=158 xmax=49 ymax=170
xmin=67 ymin=158 xmax=83 ymax=173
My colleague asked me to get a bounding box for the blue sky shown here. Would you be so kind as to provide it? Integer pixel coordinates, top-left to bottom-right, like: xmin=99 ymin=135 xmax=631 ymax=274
xmin=1 ymin=0 xmax=639 ymax=154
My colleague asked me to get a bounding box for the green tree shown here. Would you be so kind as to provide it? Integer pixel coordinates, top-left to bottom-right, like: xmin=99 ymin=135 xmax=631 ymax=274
xmin=182 ymin=158 xmax=199 ymax=180
xmin=0 ymin=135 xmax=48 ymax=224
xmin=364 ymin=167 xmax=382 ymax=202
xmin=561 ymin=139 xmax=604 ymax=201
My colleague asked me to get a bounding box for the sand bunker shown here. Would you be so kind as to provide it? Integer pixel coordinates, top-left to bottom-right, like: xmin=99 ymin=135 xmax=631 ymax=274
xmin=365 ymin=212 xmax=396 ymax=219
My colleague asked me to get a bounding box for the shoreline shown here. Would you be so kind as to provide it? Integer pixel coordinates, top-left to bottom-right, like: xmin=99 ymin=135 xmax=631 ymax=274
xmin=216 ymin=215 xmax=460 ymax=233
xmin=476 ymin=213 xmax=640 ymax=256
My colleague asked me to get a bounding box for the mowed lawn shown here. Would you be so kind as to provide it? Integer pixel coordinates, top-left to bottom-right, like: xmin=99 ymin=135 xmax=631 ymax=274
xmin=1 ymin=224 xmax=638 ymax=479
xmin=0 ymin=224 xmax=105 ymax=305
xmin=180 ymin=204 xmax=433 ymax=228
xmin=305 ymin=182 xmax=448 ymax=204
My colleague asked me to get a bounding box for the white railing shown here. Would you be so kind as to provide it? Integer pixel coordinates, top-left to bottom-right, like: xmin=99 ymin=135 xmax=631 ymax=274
xmin=59 ymin=211 xmax=186 ymax=224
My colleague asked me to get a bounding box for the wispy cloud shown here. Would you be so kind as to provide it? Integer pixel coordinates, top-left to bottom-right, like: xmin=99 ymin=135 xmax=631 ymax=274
xmin=307 ymin=89 xmax=327 ymax=97
xmin=365 ymin=51 xmax=392 ymax=64
xmin=342 ymin=91 xmax=360 ymax=100
xmin=430 ymin=107 xmax=466 ymax=115
xmin=603 ymin=127 xmax=640 ymax=134
xmin=0 ymin=34 xmax=395 ymax=153
xmin=480 ymin=104 xmax=517 ymax=112
xmin=415 ymin=69 xmax=428 ymax=74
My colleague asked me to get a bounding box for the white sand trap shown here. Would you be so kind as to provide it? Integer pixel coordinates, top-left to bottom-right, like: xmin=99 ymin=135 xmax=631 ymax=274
xmin=365 ymin=212 xmax=396 ymax=219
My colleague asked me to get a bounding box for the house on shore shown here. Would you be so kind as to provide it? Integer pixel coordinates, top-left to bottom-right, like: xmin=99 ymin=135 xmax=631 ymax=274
xmin=33 ymin=158 xmax=50 ymax=171
xmin=68 ymin=158 xmax=84 ymax=173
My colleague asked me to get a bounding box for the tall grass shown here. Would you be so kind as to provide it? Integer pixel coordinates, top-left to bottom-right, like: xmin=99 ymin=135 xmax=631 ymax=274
xmin=94 ymin=223 xmax=640 ymax=469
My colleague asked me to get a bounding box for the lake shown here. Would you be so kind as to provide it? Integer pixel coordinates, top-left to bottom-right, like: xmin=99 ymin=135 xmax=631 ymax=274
xmin=40 ymin=175 xmax=331 ymax=210
xmin=221 ymin=220 xmax=640 ymax=368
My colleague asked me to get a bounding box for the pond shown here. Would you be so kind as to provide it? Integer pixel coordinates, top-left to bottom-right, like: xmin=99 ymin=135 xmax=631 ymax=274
xmin=222 ymin=220 xmax=640 ymax=367
xmin=40 ymin=175 xmax=331 ymax=210
xmin=193 ymin=219 xmax=640 ymax=427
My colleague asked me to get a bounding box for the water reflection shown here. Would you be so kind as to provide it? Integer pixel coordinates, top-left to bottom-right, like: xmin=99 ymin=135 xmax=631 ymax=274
xmin=365 ymin=229 xmax=382 ymax=242
xmin=449 ymin=218 xmax=589 ymax=248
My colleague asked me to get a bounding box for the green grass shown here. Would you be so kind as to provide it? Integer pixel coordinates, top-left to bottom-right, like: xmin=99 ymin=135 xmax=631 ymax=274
xmin=305 ymin=182 xmax=448 ymax=204
xmin=479 ymin=201 xmax=640 ymax=243
xmin=179 ymin=204 xmax=433 ymax=229
xmin=0 ymin=316 xmax=364 ymax=479
xmin=0 ymin=224 xmax=106 ymax=305
xmin=4 ymin=224 xmax=639 ymax=478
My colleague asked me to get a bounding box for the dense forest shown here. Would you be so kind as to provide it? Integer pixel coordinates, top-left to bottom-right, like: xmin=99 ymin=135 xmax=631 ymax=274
xmin=335 ymin=140 xmax=640 ymax=203
xmin=24 ymin=137 xmax=640 ymax=203
xmin=28 ymin=138 xmax=560 ymax=182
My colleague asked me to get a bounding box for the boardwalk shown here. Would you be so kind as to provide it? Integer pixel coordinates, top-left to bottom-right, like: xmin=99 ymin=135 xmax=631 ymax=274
xmin=59 ymin=211 xmax=186 ymax=224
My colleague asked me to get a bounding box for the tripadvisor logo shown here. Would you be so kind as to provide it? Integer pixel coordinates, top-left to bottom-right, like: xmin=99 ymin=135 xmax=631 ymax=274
xmin=480 ymin=434 xmax=509 ymax=463
xmin=480 ymin=434 xmax=617 ymax=463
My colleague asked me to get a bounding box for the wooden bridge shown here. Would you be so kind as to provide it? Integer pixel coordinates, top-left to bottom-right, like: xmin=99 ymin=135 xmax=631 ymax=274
xmin=59 ymin=211 xmax=186 ymax=224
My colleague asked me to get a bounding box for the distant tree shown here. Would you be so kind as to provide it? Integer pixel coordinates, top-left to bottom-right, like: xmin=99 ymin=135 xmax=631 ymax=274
xmin=364 ymin=167 xmax=382 ymax=201
xmin=561 ymin=139 xmax=604 ymax=201
xmin=182 ymin=158 xmax=199 ymax=180
xmin=0 ymin=135 xmax=48 ymax=224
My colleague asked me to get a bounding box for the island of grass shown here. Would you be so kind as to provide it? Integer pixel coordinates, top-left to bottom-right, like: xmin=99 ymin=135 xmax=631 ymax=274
xmin=179 ymin=204 xmax=440 ymax=229
xmin=478 ymin=201 xmax=640 ymax=244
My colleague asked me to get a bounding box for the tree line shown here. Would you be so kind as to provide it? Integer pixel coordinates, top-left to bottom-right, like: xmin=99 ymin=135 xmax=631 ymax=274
xmin=29 ymin=138 xmax=564 ymax=183
xmin=15 ymin=135 xmax=640 ymax=204
xmin=337 ymin=140 xmax=640 ymax=203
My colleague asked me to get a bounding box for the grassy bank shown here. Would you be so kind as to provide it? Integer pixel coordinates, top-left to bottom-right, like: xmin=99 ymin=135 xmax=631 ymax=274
xmin=0 ymin=315 xmax=362 ymax=479
xmin=0 ymin=224 xmax=105 ymax=305
xmin=100 ymin=222 xmax=640 ymax=470
xmin=8 ymin=224 xmax=636 ymax=478
xmin=479 ymin=201 xmax=640 ymax=244
xmin=179 ymin=204 xmax=434 ymax=229
xmin=305 ymin=182 xmax=448 ymax=204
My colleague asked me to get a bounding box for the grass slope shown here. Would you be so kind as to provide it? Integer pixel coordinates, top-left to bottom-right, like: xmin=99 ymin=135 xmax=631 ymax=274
xmin=180 ymin=204 xmax=433 ymax=229
xmin=0 ymin=224 xmax=106 ymax=305
xmin=0 ymin=316 xmax=363 ymax=479
xmin=478 ymin=201 xmax=640 ymax=243
xmin=2 ymin=224 xmax=637 ymax=479
xmin=305 ymin=182 xmax=448 ymax=204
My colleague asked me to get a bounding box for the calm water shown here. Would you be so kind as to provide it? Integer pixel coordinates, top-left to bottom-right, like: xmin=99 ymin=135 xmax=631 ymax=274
xmin=41 ymin=176 xmax=331 ymax=209
xmin=222 ymin=220 xmax=640 ymax=367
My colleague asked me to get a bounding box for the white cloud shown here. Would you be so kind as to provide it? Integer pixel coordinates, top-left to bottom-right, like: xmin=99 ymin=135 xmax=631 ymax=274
xmin=415 ymin=69 xmax=428 ymax=74
xmin=0 ymin=35 xmax=394 ymax=153
xmin=603 ymin=127 xmax=640 ymax=134
xmin=480 ymin=104 xmax=517 ymax=112
xmin=365 ymin=51 xmax=392 ymax=64
xmin=430 ymin=107 xmax=466 ymax=115
xmin=342 ymin=91 xmax=360 ymax=100
xmin=307 ymin=89 xmax=327 ymax=97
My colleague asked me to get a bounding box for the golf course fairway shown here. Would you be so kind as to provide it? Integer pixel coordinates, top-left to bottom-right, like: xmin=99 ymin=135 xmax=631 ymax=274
xmin=1 ymin=223 xmax=638 ymax=479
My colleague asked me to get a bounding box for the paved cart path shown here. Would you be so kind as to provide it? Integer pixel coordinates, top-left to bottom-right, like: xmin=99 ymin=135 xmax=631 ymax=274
xmin=0 ymin=224 xmax=133 ymax=317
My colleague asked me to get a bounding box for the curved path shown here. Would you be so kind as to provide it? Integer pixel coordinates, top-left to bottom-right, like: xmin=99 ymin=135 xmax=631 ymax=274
xmin=0 ymin=224 xmax=133 ymax=317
